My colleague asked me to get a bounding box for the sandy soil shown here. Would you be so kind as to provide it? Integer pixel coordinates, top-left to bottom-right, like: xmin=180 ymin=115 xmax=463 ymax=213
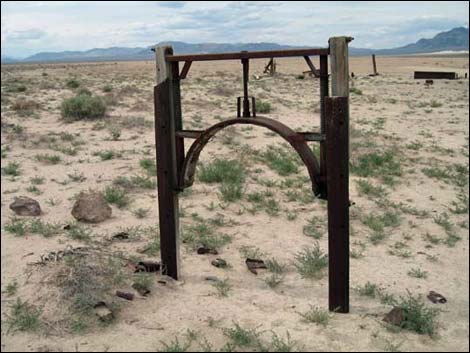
xmin=1 ymin=55 xmax=469 ymax=352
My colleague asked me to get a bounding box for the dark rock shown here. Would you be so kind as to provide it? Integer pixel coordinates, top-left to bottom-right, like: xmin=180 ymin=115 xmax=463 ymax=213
xmin=383 ymin=307 xmax=405 ymax=326
xmin=71 ymin=191 xmax=111 ymax=223
xmin=197 ymin=246 xmax=218 ymax=255
xmin=135 ymin=261 xmax=161 ymax=273
xmin=211 ymin=258 xmax=228 ymax=268
xmin=246 ymin=258 xmax=267 ymax=275
xmin=427 ymin=291 xmax=447 ymax=304
xmin=9 ymin=196 xmax=41 ymax=216
xmin=116 ymin=291 xmax=134 ymax=301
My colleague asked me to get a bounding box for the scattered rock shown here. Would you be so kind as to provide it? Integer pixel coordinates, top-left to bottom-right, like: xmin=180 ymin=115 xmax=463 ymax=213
xmin=112 ymin=231 xmax=129 ymax=241
xmin=383 ymin=307 xmax=405 ymax=326
xmin=71 ymin=191 xmax=111 ymax=223
xmin=9 ymin=196 xmax=41 ymax=216
xmin=427 ymin=291 xmax=447 ymax=304
xmin=211 ymin=258 xmax=228 ymax=268
xmin=135 ymin=261 xmax=161 ymax=273
xmin=246 ymin=258 xmax=267 ymax=275
xmin=116 ymin=291 xmax=134 ymax=301
xmin=94 ymin=301 xmax=114 ymax=323
xmin=197 ymin=246 xmax=218 ymax=255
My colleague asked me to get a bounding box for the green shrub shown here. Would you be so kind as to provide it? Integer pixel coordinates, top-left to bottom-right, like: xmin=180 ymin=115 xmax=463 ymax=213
xmin=199 ymin=158 xmax=245 ymax=184
xmin=61 ymin=94 xmax=106 ymax=121
xmin=256 ymin=100 xmax=272 ymax=113
xmin=76 ymin=87 xmax=92 ymax=96
xmin=66 ymin=79 xmax=80 ymax=89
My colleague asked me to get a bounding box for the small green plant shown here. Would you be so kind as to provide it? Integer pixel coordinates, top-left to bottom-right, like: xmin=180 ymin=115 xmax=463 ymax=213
xmin=270 ymin=331 xmax=297 ymax=352
xmin=199 ymin=158 xmax=245 ymax=185
xmin=302 ymin=215 xmax=324 ymax=239
xmin=219 ymin=181 xmax=243 ymax=202
xmin=4 ymin=218 xmax=28 ymax=236
xmin=294 ymin=243 xmax=328 ymax=279
xmin=298 ymin=305 xmax=330 ymax=326
xmin=265 ymin=258 xmax=287 ymax=274
xmin=139 ymin=158 xmax=157 ymax=176
xmin=407 ymin=268 xmax=428 ymax=279
xmin=61 ymin=94 xmax=106 ymax=121
xmin=356 ymin=179 xmax=385 ymax=197
xmin=66 ymin=79 xmax=80 ymax=89
xmin=102 ymin=84 xmax=113 ymax=92
xmin=223 ymin=322 xmax=262 ymax=349
xmin=95 ymin=150 xmax=122 ymax=161
xmin=393 ymin=293 xmax=440 ymax=336
xmin=76 ymin=87 xmax=92 ymax=96
xmin=35 ymin=153 xmax=62 ymax=164
xmin=5 ymin=298 xmax=42 ymax=332
xmin=66 ymin=222 xmax=92 ymax=241
xmin=158 ymin=336 xmax=191 ymax=352
xmin=133 ymin=208 xmax=150 ymax=218
xmin=104 ymin=185 xmax=130 ymax=208
xmin=212 ymin=279 xmax=232 ymax=297
xmin=349 ymin=87 xmax=363 ymax=95
xmin=256 ymin=100 xmax=272 ymax=113
xmin=2 ymin=280 xmax=18 ymax=296
xmin=264 ymin=274 xmax=284 ymax=288
xmin=259 ymin=146 xmax=299 ymax=176
xmin=357 ymin=281 xmax=379 ymax=298
xmin=108 ymin=126 xmax=121 ymax=140
xmin=2 ymin=161 xmax=20 ymax=176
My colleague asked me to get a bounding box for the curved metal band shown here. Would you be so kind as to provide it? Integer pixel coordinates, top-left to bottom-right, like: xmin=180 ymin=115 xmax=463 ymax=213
xmin=179 ymin=116 xmax=323 ymax=196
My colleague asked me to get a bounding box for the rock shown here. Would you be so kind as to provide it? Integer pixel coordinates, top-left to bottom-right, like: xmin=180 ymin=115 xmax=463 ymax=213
xmin=197 ymin=246 xmax=218 ymax=255
xmin=383 ymin=307 xmax=405 ymax=326
xmin=427 ymin=291 xmax=447 ymax=304
xmin=211 ymin=258 xmax=228 ymax=268
xmin=71 ymin=191 xmax=111 ymax=223
xmin=94 ymin=302 xmax=114 ymax=323
xmin=9 ymin=196 xmax=41 ymax=216
xmin=246 ymin=258 xmax=267 ymax=275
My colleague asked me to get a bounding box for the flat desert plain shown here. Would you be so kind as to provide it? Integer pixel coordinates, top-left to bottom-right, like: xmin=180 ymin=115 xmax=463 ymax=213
xmin=1 ymin=55 xmax=469 ymax=352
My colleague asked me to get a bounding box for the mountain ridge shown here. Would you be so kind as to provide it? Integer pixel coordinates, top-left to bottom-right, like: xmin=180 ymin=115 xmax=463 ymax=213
xmin=3 ymin=27 xmax=468 ymax=64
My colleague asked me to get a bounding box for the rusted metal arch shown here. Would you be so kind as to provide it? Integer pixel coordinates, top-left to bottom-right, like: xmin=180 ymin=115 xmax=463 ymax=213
xmin=179 ymin=116 xmax=323 ymax=196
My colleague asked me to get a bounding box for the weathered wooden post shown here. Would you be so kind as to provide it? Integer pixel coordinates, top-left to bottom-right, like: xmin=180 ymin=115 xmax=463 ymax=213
xmin=327 ymin=36 xmax=351 ymax=313
xmin=372 ymin=54 xmax=378 ymax=76
xmin=319 ymin=54 xmax=329 ymax=199
xmin=154 ymin=46 xmax=181 ymax=279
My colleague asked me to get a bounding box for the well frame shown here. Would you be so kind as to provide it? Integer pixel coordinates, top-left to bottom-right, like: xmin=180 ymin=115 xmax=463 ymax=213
xmin=154 ymin=36 xmax=352 ymax=313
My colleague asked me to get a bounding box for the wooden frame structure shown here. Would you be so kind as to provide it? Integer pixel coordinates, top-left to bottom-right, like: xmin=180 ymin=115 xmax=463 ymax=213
xmin=154 ymin=36 xmax=352 ymax=313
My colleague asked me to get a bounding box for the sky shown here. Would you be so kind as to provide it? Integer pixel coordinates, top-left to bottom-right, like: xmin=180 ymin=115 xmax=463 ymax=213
xmin=1 ymin=1 xmax=469 ymax=58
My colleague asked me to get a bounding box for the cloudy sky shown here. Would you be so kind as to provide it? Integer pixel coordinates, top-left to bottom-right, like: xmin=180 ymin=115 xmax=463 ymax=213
xmin=1 ymin=1 xmax=469 ymax=58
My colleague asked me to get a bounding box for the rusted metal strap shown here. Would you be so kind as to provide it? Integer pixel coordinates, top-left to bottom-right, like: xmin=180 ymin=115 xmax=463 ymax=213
xmin=179 ymin=117 xmax=322 ymax=196
xmin=298 ymin=132 xmax=325 ymax=142
xmin=303 ymin=56 xmax=320 ymax=77
xmin=180 ymin=61 xmax=192 ymax=79
xmin=176 ymin=130 xmax=202 ymax=139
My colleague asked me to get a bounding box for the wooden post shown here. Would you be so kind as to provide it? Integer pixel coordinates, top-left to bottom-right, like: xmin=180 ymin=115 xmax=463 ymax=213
xmin=327 ymin=36 xmax=351 ymax=313
xmin=155 ymin=46 xmax=180 ymax=280
xmin=242 ymin=57 xmax=250 ymax=117
xmin=330 ymin=36 xmax=351 ymax=158
xmin=372 ymin=54 xmax=378 ymax=76
xmin=329 ymin=36 xmax=351 ymax=97
xmin=319 ymin=54 xmax=329 ymax=199
xmin=325 ymin=96 xmax=349 ymax=313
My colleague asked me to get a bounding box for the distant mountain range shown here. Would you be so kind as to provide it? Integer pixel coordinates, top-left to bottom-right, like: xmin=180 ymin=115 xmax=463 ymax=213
xmin=2 ymin=27 xmax=468 ymax=64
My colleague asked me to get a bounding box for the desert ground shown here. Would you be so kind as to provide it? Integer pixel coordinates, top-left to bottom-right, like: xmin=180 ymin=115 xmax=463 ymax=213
xmin=1 ymin=54 xmax=469 ymax=352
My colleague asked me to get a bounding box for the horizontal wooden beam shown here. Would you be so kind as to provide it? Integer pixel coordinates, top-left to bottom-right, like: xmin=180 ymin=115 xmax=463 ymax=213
xmin=165 ymin=48 xmax=330 ymax=62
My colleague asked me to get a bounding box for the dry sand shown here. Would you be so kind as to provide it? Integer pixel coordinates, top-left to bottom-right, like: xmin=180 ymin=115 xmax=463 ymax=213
xmin=1 ymin=55 xmax=469 ymax=352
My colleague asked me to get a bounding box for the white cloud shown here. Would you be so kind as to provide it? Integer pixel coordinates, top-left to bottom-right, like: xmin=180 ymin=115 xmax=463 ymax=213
xmin=1 ymin=1 xmax=468 ymax=57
